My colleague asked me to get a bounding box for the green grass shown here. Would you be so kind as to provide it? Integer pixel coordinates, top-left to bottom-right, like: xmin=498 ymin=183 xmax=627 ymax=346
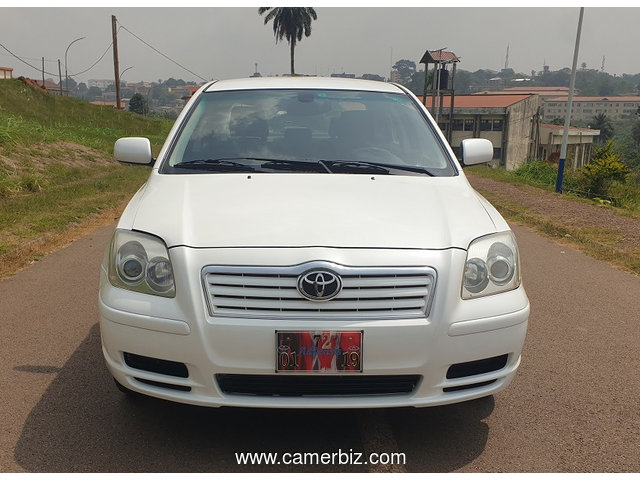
xmin=0 ymin=164 xmax=149 ymax=251
xmin=468 ymin=162 xmax=640 ymax=213
xmin=0 ymin=78 xmax=171 ymax=154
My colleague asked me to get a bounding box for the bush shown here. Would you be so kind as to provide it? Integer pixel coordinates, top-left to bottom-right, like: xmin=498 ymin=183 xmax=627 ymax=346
xmin=579 ymin=141 xmax=630 ymax=197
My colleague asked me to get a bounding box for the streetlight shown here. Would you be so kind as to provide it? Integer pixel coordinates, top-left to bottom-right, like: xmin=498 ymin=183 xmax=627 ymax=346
xmin=65 ymin=36 xmax=86 ymax=95
xmin=120 ymin=65 xmax=134 ymax=83
xmin=555 ymin=8 xmax=584 ymax=194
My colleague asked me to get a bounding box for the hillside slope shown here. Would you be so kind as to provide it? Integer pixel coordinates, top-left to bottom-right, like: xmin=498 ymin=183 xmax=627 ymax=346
xmin=0 ymin=79 xmax=173 ymax=278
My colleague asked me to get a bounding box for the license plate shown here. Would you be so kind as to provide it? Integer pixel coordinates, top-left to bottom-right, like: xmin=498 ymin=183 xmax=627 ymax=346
xmin=276 ymin=330 xmax=363 ymax=373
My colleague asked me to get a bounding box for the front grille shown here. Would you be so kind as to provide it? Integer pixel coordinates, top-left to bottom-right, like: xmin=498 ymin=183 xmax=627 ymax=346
xmin=216 ymin=374 xmax=421 ymax=396
xmin=202 ymin=262 xmax=436 ymax=319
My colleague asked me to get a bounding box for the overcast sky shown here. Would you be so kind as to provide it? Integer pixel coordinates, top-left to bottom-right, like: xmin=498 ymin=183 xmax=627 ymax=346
xmin=1 ymin=6 xmax=638 ymax=86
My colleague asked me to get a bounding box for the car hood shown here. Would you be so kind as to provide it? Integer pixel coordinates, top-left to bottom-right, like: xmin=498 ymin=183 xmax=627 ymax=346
xmin=127 ymin=173 xmax=497 ymax=250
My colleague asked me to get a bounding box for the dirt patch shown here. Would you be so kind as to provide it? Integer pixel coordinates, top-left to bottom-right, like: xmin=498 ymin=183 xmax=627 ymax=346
xmin=0 ymin=142 xmax=112 ymax=174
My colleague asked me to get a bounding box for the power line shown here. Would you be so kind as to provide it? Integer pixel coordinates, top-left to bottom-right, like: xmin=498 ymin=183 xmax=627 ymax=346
xmin=0 ymin=51 xmax=57 ymax=64
xmin=68 ymin=40 xmax=114 ymax=77
xmin=117 ymin=21 xmax=208 ymax=82
xmin=0 ymin=41 xmax=59 ymax=76
xmin=0 ymin=38 xmax=114 ymax=80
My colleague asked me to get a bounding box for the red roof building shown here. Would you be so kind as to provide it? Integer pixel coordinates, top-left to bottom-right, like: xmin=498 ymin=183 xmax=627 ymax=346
xmin=421 ymin=94 xmax=540 ymax=171
xmin=544 ymin=96 xmax=640 ymax=122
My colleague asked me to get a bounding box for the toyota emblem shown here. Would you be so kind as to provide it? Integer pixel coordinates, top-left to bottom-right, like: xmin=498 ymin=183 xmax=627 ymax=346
xmin=297 ymin=269 xmax=343 ymax=301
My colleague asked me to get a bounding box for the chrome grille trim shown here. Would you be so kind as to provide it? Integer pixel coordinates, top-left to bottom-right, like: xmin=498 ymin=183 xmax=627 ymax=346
xmin=202 ymin=262 xmax=436 ymax=320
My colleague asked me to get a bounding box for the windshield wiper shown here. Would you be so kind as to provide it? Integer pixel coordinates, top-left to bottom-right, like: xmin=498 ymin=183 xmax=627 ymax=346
xmin=259 ymin=158 xmax=332 ymax=173
xmin=173 ymin=159 xmax=257 ymax=172
xmin=325 ymin=160 xmax=436 ymax=176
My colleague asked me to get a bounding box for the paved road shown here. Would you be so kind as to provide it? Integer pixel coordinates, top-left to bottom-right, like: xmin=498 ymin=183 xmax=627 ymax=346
xmin=1 ymin=223 xmax=639 ymax=473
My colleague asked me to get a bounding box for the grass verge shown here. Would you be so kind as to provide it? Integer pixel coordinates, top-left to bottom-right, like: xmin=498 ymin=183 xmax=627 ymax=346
xmin=0 ymin=161 xmax=150 ymax=278
xmin=474 ymin=187 xmax=640 ymax=277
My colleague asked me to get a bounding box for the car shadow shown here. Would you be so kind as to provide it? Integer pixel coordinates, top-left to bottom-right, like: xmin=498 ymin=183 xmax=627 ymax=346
xmin=15 ymin=324 xmax=492 ymax=472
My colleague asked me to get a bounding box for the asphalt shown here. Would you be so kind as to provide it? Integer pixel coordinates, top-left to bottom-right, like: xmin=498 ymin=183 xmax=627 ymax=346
xmin=0 ymin=222 xmax=638 ymax=473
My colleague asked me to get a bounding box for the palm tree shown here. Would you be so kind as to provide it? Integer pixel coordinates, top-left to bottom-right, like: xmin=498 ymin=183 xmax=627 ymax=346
xmin=258 ymin=7 xmax=317 ymax=76
xmin=591 ymin=113 xmax=614 ymax=144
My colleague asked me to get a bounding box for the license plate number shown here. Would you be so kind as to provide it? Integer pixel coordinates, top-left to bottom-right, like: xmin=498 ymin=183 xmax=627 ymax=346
xmin=276 ymin=330 xmax=363 ymax=373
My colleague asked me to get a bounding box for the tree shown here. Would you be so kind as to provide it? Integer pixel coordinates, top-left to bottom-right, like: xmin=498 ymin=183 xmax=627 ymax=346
xmin=129 ymin=93 xmax=148 ymax=115
xmin=408 ymin=69 xmax=426 ymax=96
xmin=631 ymin=120 xmax=640 ymax=149
xmin=258 ymin=7 xmax=317 ymax=76
xmin=77 ymin=82 xmax=88 ymax=99
xmin=393 ymin=59 xmax=416 ymax=78
xmin=362 ymin=73 xmax=385 ymax=82
xmin=591 ymin=113 xmax=614 ymax=144
xmin=86 ymin=86 xmax=102 ymax=101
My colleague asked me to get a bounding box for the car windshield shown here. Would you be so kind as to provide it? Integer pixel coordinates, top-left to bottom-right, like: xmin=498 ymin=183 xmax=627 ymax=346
xmin=162 ymin=89 xmax=456 ymax=176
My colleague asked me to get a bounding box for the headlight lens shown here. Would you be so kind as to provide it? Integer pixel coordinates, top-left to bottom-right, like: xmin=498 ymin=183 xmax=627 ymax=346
xmin=108 ymin=230 xmax=175 ymax=297
xmin=462 ymin=231 xmax=521 ymax=299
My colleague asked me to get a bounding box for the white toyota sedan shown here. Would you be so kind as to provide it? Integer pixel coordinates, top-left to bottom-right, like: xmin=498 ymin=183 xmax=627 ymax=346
xmin=99 ymin=76 xmax=529 ymax=408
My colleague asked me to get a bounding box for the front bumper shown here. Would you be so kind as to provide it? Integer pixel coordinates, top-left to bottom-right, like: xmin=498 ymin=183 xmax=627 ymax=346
xmin=99 ymin=246 xmax=529 ymax=408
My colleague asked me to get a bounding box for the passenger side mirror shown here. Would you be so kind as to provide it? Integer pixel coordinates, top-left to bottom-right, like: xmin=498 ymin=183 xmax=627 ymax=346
xmin=114 ymin=137 xmax=154 ymax=166
xmin=461 ymin=138 xmax=493 ymax=167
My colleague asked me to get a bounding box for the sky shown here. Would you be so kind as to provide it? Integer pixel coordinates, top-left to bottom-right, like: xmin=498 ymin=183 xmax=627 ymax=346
xmin=1 ymin=6 xmax=639 ymax=86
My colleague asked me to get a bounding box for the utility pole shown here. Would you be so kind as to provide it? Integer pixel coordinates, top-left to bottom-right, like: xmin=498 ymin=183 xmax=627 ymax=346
xmin=41 ymin=57 xmax=45 ymax=87
xmin=112 ymin=15 xmax=121 ymax=110
xmin=58 ymin=59 xmax=63 ymax=95
xmin=555 ymin=7 xmax=584 ymax=194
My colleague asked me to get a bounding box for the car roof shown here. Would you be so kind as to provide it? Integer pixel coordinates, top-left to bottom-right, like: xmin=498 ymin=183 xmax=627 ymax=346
xmin=203 ymin=76 xmax=405 ymax=94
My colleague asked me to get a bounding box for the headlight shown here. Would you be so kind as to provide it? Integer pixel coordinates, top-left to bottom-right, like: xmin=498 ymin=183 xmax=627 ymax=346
xmin=108 ymin=229 xmax=175 ymax=297
xmin=462 ymin=231 xmax=521 ymax=299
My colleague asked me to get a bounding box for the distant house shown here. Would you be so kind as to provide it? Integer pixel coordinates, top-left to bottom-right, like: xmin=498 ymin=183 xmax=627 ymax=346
xmin=181 ymin=85 xmax=206 ymax=103
xmin=90 ymin=100 xmax=125 ymax=110
xmin=0 ymin=66 xmax=13 ymax=79
xmin=424 ymin=94 xmax=540 ymax=170
xmin=32 ymin=78 xmax=68 ymax=96
xmin=537 ymin=123 xmax=600 ymax=168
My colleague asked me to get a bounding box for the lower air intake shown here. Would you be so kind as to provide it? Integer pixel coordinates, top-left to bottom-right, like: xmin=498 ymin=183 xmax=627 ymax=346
xmin=124 ymin=352 xmax=189 ymax=378
xmin=446 ymin=354 xmax=508 ymax=379
xmin=216 ymin=374 xmax=421 ymax=397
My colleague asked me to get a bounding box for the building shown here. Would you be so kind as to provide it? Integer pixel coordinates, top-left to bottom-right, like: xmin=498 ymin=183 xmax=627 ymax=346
xmin=89 ymin=100 xmax=126 ymax=110
xmin=543 ymin=96 xmax=640 ymax=122
xmin=536 ymin=123 xmax=600 ymax=168
xmin=424 ymin=94 xmax=539 ymax=170
xmin=0 ymin=66 xmax=13 ymax=79
xmin=389 ymin=70 xmax=402 ymax=84
xmin=331 ymin=73 xmax=356 ymax=78
xmin=31 ymin=78 xmax=68 ymax=96
xmin=88 ymin=79 xmax=115 ymax=90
